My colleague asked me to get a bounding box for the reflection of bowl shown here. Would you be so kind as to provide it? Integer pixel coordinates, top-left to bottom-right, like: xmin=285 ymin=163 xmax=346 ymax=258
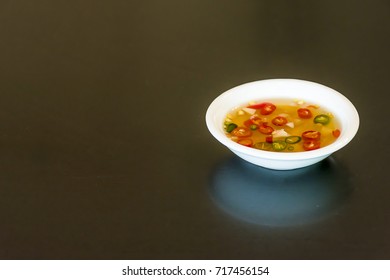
xmin=209 ymin=157 xmax=353 ymax=227
xmin=205 ymin=79 xmax=359 ymax=170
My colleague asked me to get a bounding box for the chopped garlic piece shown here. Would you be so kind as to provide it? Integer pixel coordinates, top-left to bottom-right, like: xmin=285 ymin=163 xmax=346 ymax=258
xmin=238 ymin=110 xmax=245 ymax=116
xmin=286 ymin=122 xmax=294 ymax=128
xmin=293 ymin=99 xmax=305 ymax=105
xmin=272 ymin=129 xmax=290 ymax=138
xmin=242 ymin=107 xmax=256 ymax=115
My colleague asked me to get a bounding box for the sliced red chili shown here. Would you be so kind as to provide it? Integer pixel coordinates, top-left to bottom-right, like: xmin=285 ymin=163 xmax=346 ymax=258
xmin=247 ymin=103 xmax=264 ymax=109
xmin=250 ymin=116 xmax=263 ymax=125
xmin=297 ymin=108 xmax=312 ymax=119
xmin=247 ymin=102 xmax=276 ymax=115
xmin=243 ymin=119 xmax=253 ymax=127
xmin=265 ymin=136 xmax=273 ymax=143
xmin=302 ymin=130 xmax=321 ymax=141
xmin=272 ymin=116 xmax=288 ymax=126
xmin=231 ymin=127 xmax=252 ymax=137
xmin=332 ymin=129 xmax=341 ymax=138
xmin=260 ymin=103 xmax=276 ymax=115
xmin=303 ymin=140 xmax=321 ymax=151
xmin=244 ymin=116 xmax=263 ymax=127
xmin=258 ymin=124 xmax=274 ymax=135
xmin=237 ymin=138 xmax=253 ymax=147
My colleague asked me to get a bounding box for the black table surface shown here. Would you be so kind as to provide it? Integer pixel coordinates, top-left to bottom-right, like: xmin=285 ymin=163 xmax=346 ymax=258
xmin=1 ymin=0 xmax=389 ymax=260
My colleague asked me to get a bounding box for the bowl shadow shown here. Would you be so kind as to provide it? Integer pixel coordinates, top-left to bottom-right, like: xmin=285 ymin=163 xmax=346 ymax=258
xmin=208 ymin=156 xmax=353 ymax=227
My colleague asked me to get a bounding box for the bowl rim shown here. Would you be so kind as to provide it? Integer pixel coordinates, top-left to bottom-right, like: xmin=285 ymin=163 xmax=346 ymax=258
xmin=205 ymin=78 xmax=360 ymax=161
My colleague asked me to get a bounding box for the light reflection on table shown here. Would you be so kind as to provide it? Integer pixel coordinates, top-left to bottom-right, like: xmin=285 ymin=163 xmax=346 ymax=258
xmin=209 ymin=156 xmax=353 ymax=227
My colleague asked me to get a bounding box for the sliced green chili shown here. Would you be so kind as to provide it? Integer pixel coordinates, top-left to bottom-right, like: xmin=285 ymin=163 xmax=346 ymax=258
xmin=272 ymin=141 xmax=287 ymax=151
xmin=226 ymin=123 xmax=238 ymax=133
xmin=287 ymin=145 xmax=294 ymax=151
xmin=285 ymin=136 xmax=302 ymax=144
xmin=253 ymin=142 xmax=273 ymax=151
xmin=314 ymin=114 xmax=331 ymax=125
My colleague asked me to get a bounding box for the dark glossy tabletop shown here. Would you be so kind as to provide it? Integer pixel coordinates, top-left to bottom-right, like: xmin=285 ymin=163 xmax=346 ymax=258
xmin=0 ymin=0 xmax=389 ymax=259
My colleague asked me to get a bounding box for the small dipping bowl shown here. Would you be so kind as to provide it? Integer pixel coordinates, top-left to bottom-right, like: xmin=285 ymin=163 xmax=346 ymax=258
xmin=205 ymin=79 xmax=359 ymax=170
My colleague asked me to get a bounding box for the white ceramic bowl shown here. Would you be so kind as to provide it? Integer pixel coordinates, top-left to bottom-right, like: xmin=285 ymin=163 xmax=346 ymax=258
xmin=205 ymin=79 xmax=359 ymax=170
